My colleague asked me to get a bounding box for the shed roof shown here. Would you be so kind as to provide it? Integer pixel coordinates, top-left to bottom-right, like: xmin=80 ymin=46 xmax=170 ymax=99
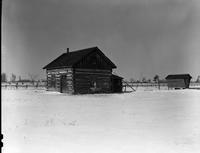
xmin=43 ymin=47 xmax=117 ymax=69
xmin=165 ymin=74 xmax=192 ymax=80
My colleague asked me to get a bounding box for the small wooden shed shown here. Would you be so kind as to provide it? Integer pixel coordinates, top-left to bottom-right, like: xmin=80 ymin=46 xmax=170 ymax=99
xmin=111 ymin=75 xmax=123 ymax=93
xmin=165 ymin=74 xmax=192 ymax=89
xmin=43 ymin=47 xmax=123 ymax=94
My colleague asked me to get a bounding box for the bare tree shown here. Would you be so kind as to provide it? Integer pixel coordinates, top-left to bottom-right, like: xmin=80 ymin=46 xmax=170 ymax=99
xmin=196 ymin=75 xmax=200 ymax=83
xmin=147 ymin=79 xmax=151 ymax=83
xmin=28 ymin=73 xmax=38 ymax=84
xmin=1 ymin=73 xmax=7 ymax=82
xmin=142 ymin=77 xmax=147 ymax=83
xmin=18 ymin=76 xmax=22 ymax=82
xmin=129 ymin=78 xmax=135 ymax=83
xmin=153 ymin=75 xmax=159 ymax=82
xmin=11 ymin=73 xmax=16 ymax=82
xmin=153 ymin=74 xmax=160 ymax=90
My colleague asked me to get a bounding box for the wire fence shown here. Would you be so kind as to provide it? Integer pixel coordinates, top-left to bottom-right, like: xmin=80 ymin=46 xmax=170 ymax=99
xmin=1 ymin=82 xmax=200 ymax=91
xmin=1 ymin=82 xmax=46 ymax=90
xmin=122 ymin=82 xmax=200 ymax=92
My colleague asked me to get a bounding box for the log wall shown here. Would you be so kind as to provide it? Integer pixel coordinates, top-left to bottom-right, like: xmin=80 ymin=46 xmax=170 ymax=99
xmin=46 ymin=68 xmax=113 ymax=94
xmin=74 ymin=68 xmax=112 ymax=94
xmin=46 ymin=68 xmax=74 ymax=93
xmin=167 ymin=79 xmax=186 ymax=89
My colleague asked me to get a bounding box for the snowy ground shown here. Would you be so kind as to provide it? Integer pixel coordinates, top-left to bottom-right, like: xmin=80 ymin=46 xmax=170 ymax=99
xmin=2 ymin=89 xmax=200 ymax=153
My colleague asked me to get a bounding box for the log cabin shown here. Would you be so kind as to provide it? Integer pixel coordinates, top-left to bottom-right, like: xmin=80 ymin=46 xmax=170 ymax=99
xmin=165 ymin=74 xmax=192 ymax=89
xmin=43 ymin=47 xmax=123 ymax=94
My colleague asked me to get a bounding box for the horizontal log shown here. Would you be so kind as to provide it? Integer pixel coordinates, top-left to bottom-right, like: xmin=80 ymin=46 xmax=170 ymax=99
xmin=97 ymin=79 xmax=110 ymax=82
xmin=66 ymin=83 xmax=73 ymax=86
xmin=75 ymin=84 xmax=90 ymax=88
xmin=97 ymin=76 xmax=111 ymax=79
xmin=75 ymin=75 xmax=111 ymax=79
xmin=66 ymin=79 xmax=73 ymax=82
xmin=75 ymin=68 xmax=111 ymax=72
xmin=75 ymin=82 xmax=91 ymax=85
xmin=75 ymin=72 xmax=111 ymax=76
xmin=47 ymin=72 xmax=73 ymax=75
xmin=75 ymin=79 xmax=110 ymax=83
xmin=75 ymin=69 xmax=111 ymax=72
xmin=75 ymin=84 xmax=110 ymax=88
xmin=75 ymin=72 xmax=110 ymax=75
xmin=75 ymin=88 xmax=111 ymax=94
xmin=75 ymin=88 xmax=90 ymax=92
xmin=47 ymin=68 xmax=73 ymax=73
xmin=66 ymin=73 xmax=73 ymax=76
xmin=75 ymin=72 xmax=111 ymax=75
xmin=75 ymin=78 xmax=90 ymax=82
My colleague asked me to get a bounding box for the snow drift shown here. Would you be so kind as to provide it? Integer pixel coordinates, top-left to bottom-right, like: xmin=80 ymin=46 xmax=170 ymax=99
xmin=2 ymin=89 xmax=200 ymax=153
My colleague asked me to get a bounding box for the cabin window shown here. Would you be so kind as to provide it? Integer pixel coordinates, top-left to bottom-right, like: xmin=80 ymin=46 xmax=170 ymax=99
xmin=93 ymin=81 xmax=97 ymax=88
xmin=90 ymin=80 xmax=97 ymax=88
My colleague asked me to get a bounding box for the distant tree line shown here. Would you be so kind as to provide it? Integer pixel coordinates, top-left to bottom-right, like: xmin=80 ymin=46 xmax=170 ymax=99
xmin=1 ymin=73 xmax=7 ymax=82
xmin=129 ymin=74 xmax=200 ymax=83
xmin=2 ymin=73 xmax=200 ymax=84
xmin=196 ymin=75 xmax=200 ymax=83
xmin=129 ymin=75 xmax=165 ymax=83
xmin=1 ymin=73 xmax=46 ymax=83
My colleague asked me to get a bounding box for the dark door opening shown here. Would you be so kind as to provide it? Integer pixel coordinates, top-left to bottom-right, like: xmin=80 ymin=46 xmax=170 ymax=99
xmin=61 ymin=75 xmax=68 ymax=93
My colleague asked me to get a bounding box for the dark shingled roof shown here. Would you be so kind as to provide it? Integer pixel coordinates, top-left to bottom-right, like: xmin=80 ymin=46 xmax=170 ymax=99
xmin=43 ymin=47 xmax=117 ymax=69
xmin=165 ymin=74 xmax=192 ymax=80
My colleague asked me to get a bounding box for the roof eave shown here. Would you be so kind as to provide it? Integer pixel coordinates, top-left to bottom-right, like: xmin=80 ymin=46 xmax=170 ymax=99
xmin=165 ymin=74 xmax=192 ymax=80
xmin=43 ymin=65 xmax=73 ymax=70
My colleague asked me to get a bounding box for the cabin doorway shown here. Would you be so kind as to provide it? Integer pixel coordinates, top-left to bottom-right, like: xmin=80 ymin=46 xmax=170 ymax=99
xmin=90 ymin=76 xmax=101 ymax=93
xmin=60 ymin=75 xmax=68 ymax=93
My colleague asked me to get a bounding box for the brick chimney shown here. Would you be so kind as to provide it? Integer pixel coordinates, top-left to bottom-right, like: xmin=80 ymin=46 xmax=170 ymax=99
xmin=66 ymin=48 xmax=69 ymax=53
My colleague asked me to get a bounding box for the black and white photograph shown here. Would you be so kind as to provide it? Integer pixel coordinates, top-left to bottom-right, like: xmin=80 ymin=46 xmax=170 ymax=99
xmin=2 ymin=0 xmax=200 ymax=153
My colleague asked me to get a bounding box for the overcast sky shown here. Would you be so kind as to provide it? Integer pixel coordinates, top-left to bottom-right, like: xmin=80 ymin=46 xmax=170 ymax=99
xmin=2 ymin=0 xmax=200 ymax=80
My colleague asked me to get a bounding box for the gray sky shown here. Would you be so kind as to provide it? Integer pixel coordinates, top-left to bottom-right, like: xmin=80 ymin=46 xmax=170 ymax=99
xmin=2 ymin=0 xmax=200 ymax=80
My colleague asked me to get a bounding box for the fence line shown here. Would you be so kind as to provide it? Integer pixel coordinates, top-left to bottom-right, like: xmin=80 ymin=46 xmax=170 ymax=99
xmin=1 ymin=83 xmax=46 ymax=89
xmin=122 ymin=82 xmax=200 ymax=92
xmin=123 ymin=82 xmax=200 ymax=87
xmin=2 ymin=82 xmax=200 ymax=90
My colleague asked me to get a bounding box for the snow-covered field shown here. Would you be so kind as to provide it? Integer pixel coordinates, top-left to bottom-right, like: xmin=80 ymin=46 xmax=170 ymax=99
xmin=2 ymin=89 xmax=200 ymax=153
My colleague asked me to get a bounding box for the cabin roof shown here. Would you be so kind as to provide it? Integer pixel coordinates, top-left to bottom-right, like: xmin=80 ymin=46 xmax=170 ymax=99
xmin=43 ymin=47 xmax=117 ymax=69
xmin=112 ymin=74 xmax=123 ymax=79
xmin=165 ymin=74 xmax=192 ymax=80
